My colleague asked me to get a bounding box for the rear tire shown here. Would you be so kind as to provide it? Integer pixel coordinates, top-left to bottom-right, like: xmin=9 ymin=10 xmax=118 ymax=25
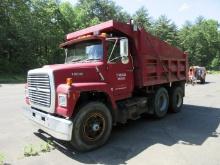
xmin=169 ymin=86 xmax=183 ymax=113
xmin=153 ymin=87 xmax=169 ymax=118
xmin=201 ymin=78 xmax=205 ymax=84
xmin=71 ymin=102 xmax=112 ymax=152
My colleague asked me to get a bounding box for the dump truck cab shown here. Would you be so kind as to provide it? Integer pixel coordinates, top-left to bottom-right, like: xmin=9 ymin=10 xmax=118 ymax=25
xmin=61 ymin=34 xmax=134 ymax=97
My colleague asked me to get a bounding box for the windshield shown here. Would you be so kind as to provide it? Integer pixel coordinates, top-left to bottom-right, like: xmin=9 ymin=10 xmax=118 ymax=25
xmin=65 ymin=40 xmax=103 ymax=63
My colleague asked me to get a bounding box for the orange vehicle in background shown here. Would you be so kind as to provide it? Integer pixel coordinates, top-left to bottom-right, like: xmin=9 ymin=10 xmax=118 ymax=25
xmin=188 ymin=66 xmax=206 ymax=84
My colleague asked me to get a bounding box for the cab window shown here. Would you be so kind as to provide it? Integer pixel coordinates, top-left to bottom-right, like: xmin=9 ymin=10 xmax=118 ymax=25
xmin=107 ymin=39 xmax=121 ymax=63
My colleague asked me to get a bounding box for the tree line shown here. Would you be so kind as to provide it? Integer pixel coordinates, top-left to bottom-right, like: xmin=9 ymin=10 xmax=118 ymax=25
xmin=0 ymin=0 xmax=220 ymax=74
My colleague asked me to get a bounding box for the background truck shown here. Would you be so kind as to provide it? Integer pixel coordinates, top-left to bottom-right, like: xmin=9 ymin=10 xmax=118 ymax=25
xmin=24 ymin=20 xmax=188 ymax=151
xmin=188 ymin=66 xmax=206 ymax=84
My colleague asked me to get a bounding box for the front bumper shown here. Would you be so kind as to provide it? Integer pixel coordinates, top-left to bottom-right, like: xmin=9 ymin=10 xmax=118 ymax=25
xmin=24 ymin=107 xmax=73 ymax=141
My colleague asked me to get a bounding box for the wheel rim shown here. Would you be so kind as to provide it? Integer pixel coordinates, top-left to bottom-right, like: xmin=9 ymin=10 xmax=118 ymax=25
xmin=158 ymin=93 xmax=167 ymax=111
xmin=83 ymin=112 xmax=106 ymax=141
xmin=176 ymin=92 xmax=182 ymax=108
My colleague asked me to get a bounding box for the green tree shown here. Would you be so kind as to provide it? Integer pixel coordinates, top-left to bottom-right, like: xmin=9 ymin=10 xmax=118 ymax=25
xmin=30 ymin=0 xmax=67 ymax=65
xmin=178 ymin=17 xmax=220 ymax=68
xmin=0 ymin=0 xmax=34 ymax=73
xmin=59 ymin=2 xmax=77 ymax=32
xmin=133 ymin=6 xmax=152 ymax=32
xmin=74 ymin=0 xmax=130 ymax=29
xmin=152 ymin=15 xmax=178 ymax=46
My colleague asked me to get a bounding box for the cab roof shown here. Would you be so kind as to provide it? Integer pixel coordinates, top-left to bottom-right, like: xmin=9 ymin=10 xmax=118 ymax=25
xmin=66 ymin=20 xmax=133 ymax=41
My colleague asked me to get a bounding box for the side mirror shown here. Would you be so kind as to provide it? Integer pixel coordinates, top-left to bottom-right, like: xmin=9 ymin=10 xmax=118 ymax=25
xmin=120 ymin=38 xmax=128 ymax=57
xmin=120 ymin=38 xmax=129 ymax=64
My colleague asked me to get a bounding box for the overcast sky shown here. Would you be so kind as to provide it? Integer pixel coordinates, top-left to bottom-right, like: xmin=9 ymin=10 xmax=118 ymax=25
xmin=63 ymin=0 xmax=220 ymax=27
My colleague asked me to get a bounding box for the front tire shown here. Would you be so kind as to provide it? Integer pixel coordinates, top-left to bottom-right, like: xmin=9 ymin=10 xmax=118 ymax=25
xmin=71 ymin=102 xmax=112 ymax=152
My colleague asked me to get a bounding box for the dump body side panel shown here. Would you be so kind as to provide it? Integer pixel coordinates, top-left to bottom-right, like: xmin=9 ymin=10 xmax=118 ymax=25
xmin=135 ymin=29 xmax=187 ymax=87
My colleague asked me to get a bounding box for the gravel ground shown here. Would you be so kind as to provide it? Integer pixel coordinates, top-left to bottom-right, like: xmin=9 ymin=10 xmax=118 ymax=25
xmin=0 ymin=74 xmax=220 ymax=165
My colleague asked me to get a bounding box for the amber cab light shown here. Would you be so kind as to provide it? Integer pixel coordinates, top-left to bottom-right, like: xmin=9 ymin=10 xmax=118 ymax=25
xmin=66 ymin=78 xmax=73 ymax=86
xmin=101 ymin=33 xmax=107 ymax=37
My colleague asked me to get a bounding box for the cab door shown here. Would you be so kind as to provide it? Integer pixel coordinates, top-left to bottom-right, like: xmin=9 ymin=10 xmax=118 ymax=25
xmin=106 ymin=38 xmax=134 ymax=99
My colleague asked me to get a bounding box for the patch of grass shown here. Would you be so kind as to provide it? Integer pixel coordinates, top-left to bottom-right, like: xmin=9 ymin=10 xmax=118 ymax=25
xmin=0 ymin=153 xmax=5 ymax=165
xmin=0 ymin=73 xmax=26 ymax=84
xmin=40 ymin=140 xmax=55 ymax=153
xmin=207 ymin=70 xmax=220 ymax=74
xmin=24 ymin=141 xmax=55 ymax=157
xmin=24 ymin=144 xmax=39 ymax=157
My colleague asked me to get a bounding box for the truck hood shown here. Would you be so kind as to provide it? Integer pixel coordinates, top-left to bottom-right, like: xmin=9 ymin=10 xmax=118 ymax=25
xmin=27 ymin=62 xmax=106 ymax=114
xmin=43 ymin=62 xmax=106 ymax=86
xmin=44 ymin=62 xmax=103 ymax=71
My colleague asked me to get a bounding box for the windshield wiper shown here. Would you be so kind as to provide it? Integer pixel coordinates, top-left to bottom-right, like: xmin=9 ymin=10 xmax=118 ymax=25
xmin=71 ymin=56 xmax=87 ymax=62
xmin=71 ymin=58 xmax=82 ymax=62
xmin=81 ymin=58 xmax=101 ymax=62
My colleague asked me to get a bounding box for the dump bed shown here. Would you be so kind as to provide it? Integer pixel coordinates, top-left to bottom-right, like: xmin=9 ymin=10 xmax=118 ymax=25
xmin=133 ymin=29 xmax=188 ymax=87
xmin=66 ymin=20 xmax=188 ymax=88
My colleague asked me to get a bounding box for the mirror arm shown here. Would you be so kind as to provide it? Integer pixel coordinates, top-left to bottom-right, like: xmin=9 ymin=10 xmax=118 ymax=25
xmin=64 ymin=48 xmax=68 ymax=63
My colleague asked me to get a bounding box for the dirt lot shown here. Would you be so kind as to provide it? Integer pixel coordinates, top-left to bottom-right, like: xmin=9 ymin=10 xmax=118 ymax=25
xmin=0 ymin=74 xmax=220 ymax=165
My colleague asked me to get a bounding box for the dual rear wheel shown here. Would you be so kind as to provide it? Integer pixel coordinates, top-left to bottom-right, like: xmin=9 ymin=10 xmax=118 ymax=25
xmin=153 ymin=86 xmax=184 ymax=118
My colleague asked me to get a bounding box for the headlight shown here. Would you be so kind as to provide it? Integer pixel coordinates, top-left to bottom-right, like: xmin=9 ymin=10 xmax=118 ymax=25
xmin=58 ymin=94 xmax=67 ymax=107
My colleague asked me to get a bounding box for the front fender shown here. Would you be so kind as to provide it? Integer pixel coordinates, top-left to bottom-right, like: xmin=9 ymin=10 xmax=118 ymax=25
xmin=56 ymin=84 xmax=80 ymax=117
xmin=72 ymin=82 xmax=117 ymax=109
xmin=56 ymin=82 xmax=116 ymax=118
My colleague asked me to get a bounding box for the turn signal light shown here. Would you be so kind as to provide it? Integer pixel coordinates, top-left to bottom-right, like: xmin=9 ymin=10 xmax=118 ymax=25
xmin=66 ymin=78 xmax=73 ymax=86
xmin=101 ymin=33 xmax=107 ymax=37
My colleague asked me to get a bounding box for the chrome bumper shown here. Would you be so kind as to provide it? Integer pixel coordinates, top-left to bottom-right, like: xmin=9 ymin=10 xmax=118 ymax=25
xmin=24 ymin=107 xmax=73 ymax=141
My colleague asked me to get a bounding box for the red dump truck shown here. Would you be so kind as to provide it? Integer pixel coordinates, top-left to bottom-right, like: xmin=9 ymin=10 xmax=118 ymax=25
xmin=24 ymin=20 xmax=188 ymax=151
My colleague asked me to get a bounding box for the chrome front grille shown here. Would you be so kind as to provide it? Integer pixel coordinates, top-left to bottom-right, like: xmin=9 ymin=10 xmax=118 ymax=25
xmin=28 ymin=74 xmax=51 ymax=107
